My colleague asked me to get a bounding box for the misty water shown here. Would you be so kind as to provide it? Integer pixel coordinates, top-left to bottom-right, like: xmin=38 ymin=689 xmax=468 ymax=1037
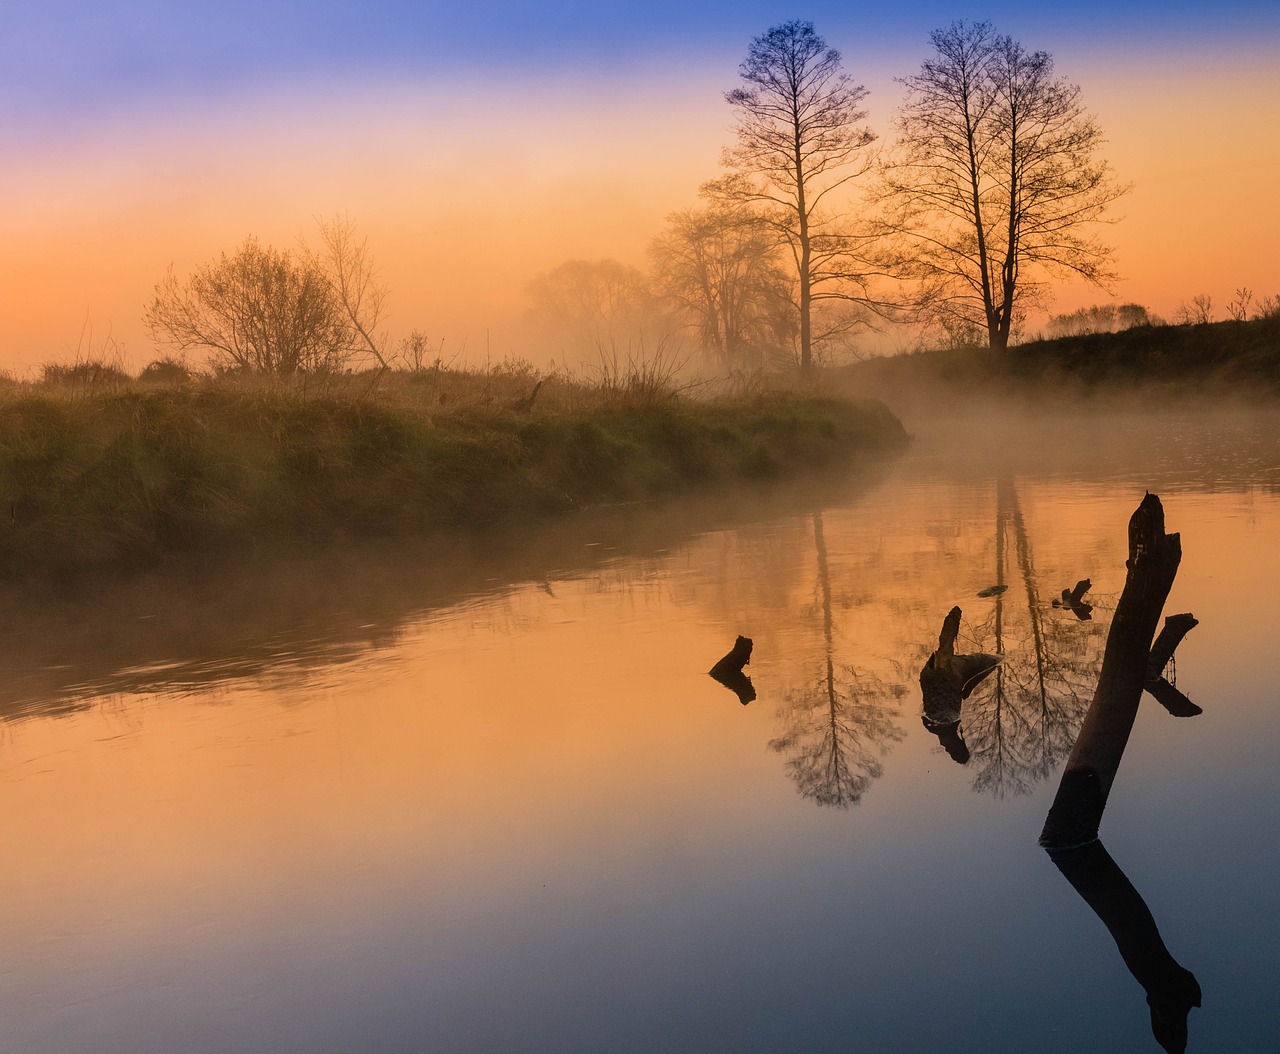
xmin=1 ymin=404 xmax=1278 ymax=1054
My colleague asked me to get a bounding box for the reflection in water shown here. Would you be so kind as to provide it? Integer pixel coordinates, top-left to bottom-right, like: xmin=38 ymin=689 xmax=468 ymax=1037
xmin=1041 ymin=494 xmax=1200 ymax=1053
xmin=2 ymin=412 xmax=1276 ymax=1053
xmin=770 ymin=513 xmax=903 ymax=807
xmin=0 ymin=468 xmax=886 ymax=724
xmin=959 ymin=479 xmax=1106 ymax=796
xmin=1048 ymin=841 xmax=1202 ymax=1054
xmin=919 ymin=605 xmax=1002 ymax=764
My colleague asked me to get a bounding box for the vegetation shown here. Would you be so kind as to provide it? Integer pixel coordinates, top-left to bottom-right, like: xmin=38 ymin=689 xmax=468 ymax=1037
xmin=879 ymin=20 xmax=1126 ymax=353
xmin=519 ymin=18 xmax=1128 ymax=367
xmin=145 ymin=216 xmax=388 ymax=375
xmin=840 ymin=315 xmax=1280 ymax=403
xmin=709 ymin=19 xmax=878 ymax=372
xmin=0 ymin=361 xmax=908 ymax=579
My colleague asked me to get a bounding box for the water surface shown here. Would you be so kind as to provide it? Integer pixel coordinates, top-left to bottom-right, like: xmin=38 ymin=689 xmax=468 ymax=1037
xmin=1 ymin=405 xmax=1277 ymax=1053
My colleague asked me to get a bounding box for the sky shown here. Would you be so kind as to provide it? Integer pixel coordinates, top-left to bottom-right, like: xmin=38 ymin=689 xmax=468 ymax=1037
xmin=2 ymin=1 xmax=1278 ymax=372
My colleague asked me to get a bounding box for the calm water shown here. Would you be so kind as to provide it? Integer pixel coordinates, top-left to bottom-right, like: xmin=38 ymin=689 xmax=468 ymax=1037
xmin=1 ymin=406 xmax=1277 ymax=1053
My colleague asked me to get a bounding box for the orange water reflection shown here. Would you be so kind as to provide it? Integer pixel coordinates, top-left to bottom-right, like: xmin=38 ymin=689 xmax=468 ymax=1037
xmin=0 ymin=417 xmax=1276 ymax=1051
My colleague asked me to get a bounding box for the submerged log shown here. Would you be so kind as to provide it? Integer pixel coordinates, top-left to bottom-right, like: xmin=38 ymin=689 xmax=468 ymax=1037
xmin=1039 ymin=494 xmax=1200 ymax=1051
xmin=1040 ymin=494 xmax=1182 ymax=849
xmin=919 ymin=606 xmax=1001 ymax=758
xmin=1053 ymin=577 xmax=1095 ymax=620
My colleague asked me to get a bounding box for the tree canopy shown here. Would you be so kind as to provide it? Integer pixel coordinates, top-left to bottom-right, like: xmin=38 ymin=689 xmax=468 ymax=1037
xmin=711 ymin=20 xmax=877 ymax=370
xmin=880 ymin=20 xmax=1127 ymax=352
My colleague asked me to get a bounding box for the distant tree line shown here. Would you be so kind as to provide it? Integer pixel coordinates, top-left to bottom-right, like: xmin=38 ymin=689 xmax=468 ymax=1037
xmin=142 ymin=19 xmax=1275 ymax=377
xmin=1037 ymin=288 xmax=1280 ymax=341
xmin=524 ymin=18 xmax=1128 ymax=370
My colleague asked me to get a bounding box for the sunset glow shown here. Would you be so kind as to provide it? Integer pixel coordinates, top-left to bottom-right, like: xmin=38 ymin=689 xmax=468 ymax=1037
xmin=2 ymin=3 xmax=1278 ymax=372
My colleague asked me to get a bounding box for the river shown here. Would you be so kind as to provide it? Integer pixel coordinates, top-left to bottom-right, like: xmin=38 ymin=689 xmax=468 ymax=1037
xmin=0 ymin=402 xmax=1276 ymax=1053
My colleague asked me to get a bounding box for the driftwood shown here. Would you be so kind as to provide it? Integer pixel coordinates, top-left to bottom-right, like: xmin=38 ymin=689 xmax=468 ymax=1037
xmin=709 ymin=635 xmax=755 ymax=705
xmin=1040 ymin=494 xmax=1183 ymax=847
xmin=1052 ymin=577 xmax=1094 ymax=620
xmin=919 ymin=606 xmax=1002 ymax=763
xmin=1039 ymin=494 xmax=1200 ymax=1052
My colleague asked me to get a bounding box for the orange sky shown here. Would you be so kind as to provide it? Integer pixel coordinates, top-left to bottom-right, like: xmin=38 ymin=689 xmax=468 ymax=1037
xmin=2 ymin=47 xmax=1277 ymax=374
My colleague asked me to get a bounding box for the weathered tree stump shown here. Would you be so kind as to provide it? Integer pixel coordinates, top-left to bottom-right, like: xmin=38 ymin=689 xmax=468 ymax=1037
xmin=1053 ymin=577 xmax=1094 ymax=619
xmin=1040 ymin=493 xmax=1183 ymax=849
xmin=919 ymin=606 xmax=1001 ymax=763
xmin=710 ymin=635 xmax=755 ymax=705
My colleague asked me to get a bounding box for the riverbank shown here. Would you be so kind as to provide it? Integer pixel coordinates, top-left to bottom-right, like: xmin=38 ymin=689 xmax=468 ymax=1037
xmin=0 ymin=368 xmax=908 ymax=579
xmin=837 ymin=315 xmax=1280 ymax=412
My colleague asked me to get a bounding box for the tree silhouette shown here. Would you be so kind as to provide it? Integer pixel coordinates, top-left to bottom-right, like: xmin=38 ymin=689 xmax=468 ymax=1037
xmin=523 ymin=259 xmax=666 ymax=363
xmin=146 ymin=238 xmax=355 ymax=375
xmin=770 ymin=512 xmax=903 ymax=807
xmin=710 ymin=20 xmax=878 ymax=371
xmin=881 ymin=20 xmax=1127 ymax=351
xmin=649 ymin=202 xmax=794 ymax=370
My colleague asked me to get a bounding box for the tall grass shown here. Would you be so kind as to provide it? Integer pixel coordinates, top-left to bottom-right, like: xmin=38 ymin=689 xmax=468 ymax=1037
xmin=0 ymin=357 xmax=908 ymax=578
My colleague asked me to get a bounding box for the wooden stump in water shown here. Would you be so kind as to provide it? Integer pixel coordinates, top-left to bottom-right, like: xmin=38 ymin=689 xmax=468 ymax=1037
xmin=710 ymin=635 xmax=755 ymax=705
xmin=919 ymin=606 xmax=1001 ymax=763
xmin=1039 ymin=493 xmax=1201 ymax=1052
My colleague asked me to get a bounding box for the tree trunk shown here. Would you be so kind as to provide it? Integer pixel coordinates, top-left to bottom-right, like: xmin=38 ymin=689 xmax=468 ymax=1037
xmin=1039 ymin=493 xmax=1201 ymax=1052
xmin=1040 ymin=492 xmax=1181 ymax=849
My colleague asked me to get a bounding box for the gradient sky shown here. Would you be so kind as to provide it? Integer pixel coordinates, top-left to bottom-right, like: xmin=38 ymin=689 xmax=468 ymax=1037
xmin=2 ymin=1 xmax=1278 ymax=371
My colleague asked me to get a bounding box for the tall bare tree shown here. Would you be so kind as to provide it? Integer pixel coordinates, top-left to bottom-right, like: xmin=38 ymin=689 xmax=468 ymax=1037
xmin=312 ymin=213 xmax=389 ymax=369
xmin=711 ymin=20 xmax=877 ymax=371
xmin=882 ymin=21 xmax=1127 ymax=352
xmin=649 ymin=202 xmax=793 ymax=370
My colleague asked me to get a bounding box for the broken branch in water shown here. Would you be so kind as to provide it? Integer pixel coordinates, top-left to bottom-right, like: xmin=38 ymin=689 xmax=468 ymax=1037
xmin=1145 ymin=613 xmax=1202 ymax=717
xmin=710 ymin=635 xmax=755 ymax=705
xmin=1053 ymin=577 xmax=1094 ymax=620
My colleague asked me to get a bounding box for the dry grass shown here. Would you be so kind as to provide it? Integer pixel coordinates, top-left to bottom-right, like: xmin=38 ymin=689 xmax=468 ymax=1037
xmin=0 ymin=356 xmax=908 ymax=578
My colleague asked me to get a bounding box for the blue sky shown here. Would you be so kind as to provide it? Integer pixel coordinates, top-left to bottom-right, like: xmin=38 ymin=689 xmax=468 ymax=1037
xmin=5 ymin=1 xmax=1278 ymax=129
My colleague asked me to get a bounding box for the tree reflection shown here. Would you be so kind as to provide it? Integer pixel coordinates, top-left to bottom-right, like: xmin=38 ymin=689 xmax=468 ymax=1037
xmin=770 ymin=512 xmax=904 ymax=807
xmin=958 ymin=479 xmax=1107 ymax=796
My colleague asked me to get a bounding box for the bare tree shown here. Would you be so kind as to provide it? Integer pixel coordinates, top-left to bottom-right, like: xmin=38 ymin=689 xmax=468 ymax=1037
xmin=311 ymin=213 xmax=389 ymax=369
xmin=881 ymin=21 xmax=1127 ymax=352
xmin=145 ymin=237 xmax=354 ymax=375
xmin=1173 ymin=294 xmax=1214 ymax=325
xmin=710 ymin=20 xmax=878 ymax=371
xmin=1226 ymin=287 xmax=1253 ymax=322
xmin=649 ymin=202 xmax=794 ymax=370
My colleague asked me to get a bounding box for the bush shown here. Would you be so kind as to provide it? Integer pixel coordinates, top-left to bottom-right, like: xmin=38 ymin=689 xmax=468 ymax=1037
xmin=139 ymin=357 xmax=194 ymax=384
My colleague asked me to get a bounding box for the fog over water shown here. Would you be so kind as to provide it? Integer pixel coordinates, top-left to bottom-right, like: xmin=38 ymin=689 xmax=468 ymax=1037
xmin=0 ymin=402 xmax=1277 ymax=1052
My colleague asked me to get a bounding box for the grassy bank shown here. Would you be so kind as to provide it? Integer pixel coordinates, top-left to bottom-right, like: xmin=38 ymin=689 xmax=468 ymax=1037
xmin=840 ymin=315 xmax=1280 ymax=406
xmin=0 ymin=367 xmax=907 ymax=578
